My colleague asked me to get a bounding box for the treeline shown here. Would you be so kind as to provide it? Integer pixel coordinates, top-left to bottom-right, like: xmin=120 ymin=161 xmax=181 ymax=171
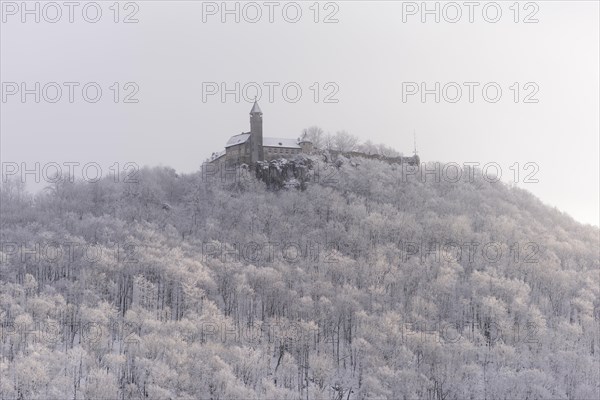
xmin=302 ymin=126 xmax=403 ymax=157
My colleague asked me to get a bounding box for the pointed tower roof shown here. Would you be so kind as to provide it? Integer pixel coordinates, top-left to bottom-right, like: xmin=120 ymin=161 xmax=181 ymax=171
xmin=250 ymin=99 xmax=262 ymax=115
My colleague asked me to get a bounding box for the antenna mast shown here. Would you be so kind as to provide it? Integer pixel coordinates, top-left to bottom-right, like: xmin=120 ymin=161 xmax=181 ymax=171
xmin=413 ymin=130 xmax=418 ymax=156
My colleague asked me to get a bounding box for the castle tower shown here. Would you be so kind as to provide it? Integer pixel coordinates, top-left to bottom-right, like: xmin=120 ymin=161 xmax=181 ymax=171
xmin=250 ymin=100 xmax=263 ymax=163
xmin=299 ymin=131 xmax=314 ymax=154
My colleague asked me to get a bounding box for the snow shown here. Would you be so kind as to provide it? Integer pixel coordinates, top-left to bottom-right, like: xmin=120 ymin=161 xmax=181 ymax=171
xmin=263 ymin=137 xmax=300 ymax=149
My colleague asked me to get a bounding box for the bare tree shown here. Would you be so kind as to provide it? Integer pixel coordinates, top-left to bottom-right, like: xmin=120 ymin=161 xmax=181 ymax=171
xmin=334 ymin=130 xmax=358 ymax=152
xmin=301 ymin=126 xmax=324 ymax=149
xmin=376 ymin=143 xmax=401 ymax=157
xmin=324 ymin=132 xmax=335 ymax=151
xmin=357 ymin=140 xmax=378 ymax=155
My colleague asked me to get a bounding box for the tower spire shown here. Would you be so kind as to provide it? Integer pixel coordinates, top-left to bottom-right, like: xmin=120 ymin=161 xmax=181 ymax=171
xmin=250 ymin=97 xmax=262 ymax=115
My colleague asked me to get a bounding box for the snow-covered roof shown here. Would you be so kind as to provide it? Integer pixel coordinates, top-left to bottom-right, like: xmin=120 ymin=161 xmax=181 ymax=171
xmin=210 ymin=150 xmax=226 ymax=161
xmin=263 ymin=137 xmax=300 ymax=149
xmin=225 ymin=133 xmax=300 ymax=149
xmin=225 ymin=133 xmax=250 ymax=147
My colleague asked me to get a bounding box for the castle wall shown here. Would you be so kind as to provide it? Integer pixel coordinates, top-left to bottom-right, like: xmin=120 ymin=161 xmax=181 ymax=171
xmin=226 ymin=142 xmax=252 ymax=165
xmin=263 ymin=146 xmax=301 ymax=161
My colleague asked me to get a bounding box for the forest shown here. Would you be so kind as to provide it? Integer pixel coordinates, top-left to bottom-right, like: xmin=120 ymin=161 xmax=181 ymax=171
xmin=0 ymin=154 xmax=598 ymax=399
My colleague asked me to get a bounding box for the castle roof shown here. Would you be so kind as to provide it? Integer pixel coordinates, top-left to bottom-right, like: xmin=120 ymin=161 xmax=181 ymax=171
xmin=225 ymin=133 xmax=251 ymax=147
xmin=225 ymin=134 xmax=301 ymax=149
xmin=263 ymin=137 xmax=300 ymax=149
xmin=210 ymin=150 xmax=226 ymax=161
xmin=250 ymin=101 xmax=262 ymax=114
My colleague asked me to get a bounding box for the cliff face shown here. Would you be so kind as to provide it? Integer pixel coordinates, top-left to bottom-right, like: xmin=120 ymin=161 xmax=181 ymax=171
xmin=0 ymin=157 xmax=598 ymax=399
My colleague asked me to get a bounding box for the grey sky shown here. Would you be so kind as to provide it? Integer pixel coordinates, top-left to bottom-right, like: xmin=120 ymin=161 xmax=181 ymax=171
xmin=1 ymin=1 xmax=598 ymax=226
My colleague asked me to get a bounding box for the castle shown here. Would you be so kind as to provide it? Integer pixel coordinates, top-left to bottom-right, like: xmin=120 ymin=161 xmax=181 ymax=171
xmin=209 ymin=101 xmax=420 ymax=167
xmin=209 ymin=100 xmax=313 ymax=166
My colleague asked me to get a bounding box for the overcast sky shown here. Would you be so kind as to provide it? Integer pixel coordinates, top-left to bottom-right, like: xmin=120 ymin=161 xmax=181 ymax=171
xmin=1 ymin=1 xmax=598 ymax=226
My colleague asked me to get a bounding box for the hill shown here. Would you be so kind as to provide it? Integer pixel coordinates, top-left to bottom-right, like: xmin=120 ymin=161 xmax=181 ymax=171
xmin=0 ymin=155 xmax=598 ymax=399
